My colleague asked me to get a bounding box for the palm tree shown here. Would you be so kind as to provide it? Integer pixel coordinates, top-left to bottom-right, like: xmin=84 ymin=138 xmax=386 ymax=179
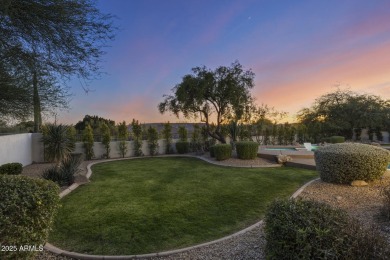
xmin=41 ymin=124 xmax=75 ymax=165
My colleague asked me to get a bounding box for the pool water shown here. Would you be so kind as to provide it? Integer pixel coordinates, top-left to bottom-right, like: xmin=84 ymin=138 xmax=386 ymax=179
xmin=264 ymin=148 xmax=297 ymax=151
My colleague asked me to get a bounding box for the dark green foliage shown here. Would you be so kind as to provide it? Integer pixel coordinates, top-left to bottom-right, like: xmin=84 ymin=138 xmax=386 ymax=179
xmin=213 ymin=144 xmax=232 ymax=161
xmin=190 ymin=124 xmax=203 ymax=154
xmin=235 ymin=141 xmax=259 ymax=160
xmin=381 ymin=186 xmax=390 ymax=221
xmin=178 ymin=126 xmax=188 ymax=141
xmin=175 ymin=141 xmax=190 ymax=154
xmin=83 ymin=124 xmax=95 ymax=160
xmin=101 ymin=122 xmax=111 ymax=159
xmin=117 ymin=121 xmax=128 ymax=158
xmin=147 ymin=126 xmax=159 ymax=156
xmin=209 ymin=145 xmax=215 ymax=157
xmin=265 ymin=199 xmax=390 ymax=260
xmin=315 ymin=143 xmax=390 ymax=184
xmin=297 ymin=89 xmax=390 ymax=141
xmin=131 ymin=119 xmax=143 ymax=156
xmin=329 ymin=135 xmax=345 ymax=143
xmin=75 ymin=115 xmax=116 ymax=134
xmin=42 ymin=156 xmax=82 ymax=186
xmin=0 ymin=175 xmax=60 ymax=260
xmin=375 ymin=127 xmax=383 ymax=141
xmin=0 ymin=162 xmax=23 ymax=175
xmin=162 ymin=122 xmax=173 ymax=154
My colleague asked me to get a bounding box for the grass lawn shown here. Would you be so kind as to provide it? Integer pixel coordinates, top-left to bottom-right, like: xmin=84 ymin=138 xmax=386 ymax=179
xmin=49 ymin=157 xmax=318 ymax=255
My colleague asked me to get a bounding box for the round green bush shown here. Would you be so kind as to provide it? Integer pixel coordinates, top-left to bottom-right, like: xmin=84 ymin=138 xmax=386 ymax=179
xmin=329 ymin=136 xmax=345 ymax=143
xmin=209 ymin=145 xmax=215 ymax=157
xmin=235 ymin=141 xmax=259 ymax=160
xmin=0 ymin=175 xmax=60 ymax=259
xmin=314 ymin=143 xmax=390 ymax=184
xmin=175 ymin=141 xmax=190 ymax=154
xmin=0 ymin=162 xmax=23 ymax=175
xmin=213 ymin=144 xmax=232 ymax=161
xmin=265 ymin=199 xmax=390 ymax=259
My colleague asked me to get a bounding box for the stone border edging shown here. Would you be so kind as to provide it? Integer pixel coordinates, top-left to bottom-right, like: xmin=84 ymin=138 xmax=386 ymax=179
xmin=46 ymin=155 xmax=316 ymax=259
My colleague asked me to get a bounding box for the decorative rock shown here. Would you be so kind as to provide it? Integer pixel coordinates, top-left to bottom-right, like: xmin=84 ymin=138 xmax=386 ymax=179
xmin=276 ymin=155 xmax=292 ymax=165
xmin=351 ymin=180 xmax=368 ymax=187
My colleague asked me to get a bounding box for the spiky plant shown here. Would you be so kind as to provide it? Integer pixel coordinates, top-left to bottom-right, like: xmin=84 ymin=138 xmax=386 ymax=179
xmin=41 ymin=124 xmax=75 ymax=165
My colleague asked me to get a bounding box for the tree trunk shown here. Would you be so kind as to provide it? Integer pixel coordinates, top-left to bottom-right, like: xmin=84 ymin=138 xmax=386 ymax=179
xmin=33 ymin=70 xmax=41 ymax=133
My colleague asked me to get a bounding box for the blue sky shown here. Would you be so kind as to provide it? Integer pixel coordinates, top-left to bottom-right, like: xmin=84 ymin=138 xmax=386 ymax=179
xmin=57 ymin=0 xmax=390 ymax=124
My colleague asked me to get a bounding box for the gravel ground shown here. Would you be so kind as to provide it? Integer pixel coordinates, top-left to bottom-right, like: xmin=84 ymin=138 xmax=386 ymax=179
xmin=20 ymin=156 xmax=390 ymax=260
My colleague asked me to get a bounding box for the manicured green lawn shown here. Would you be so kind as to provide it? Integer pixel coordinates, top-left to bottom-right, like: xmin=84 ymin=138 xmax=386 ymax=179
xmin=49 ymin=157 xmax=317 ymax=255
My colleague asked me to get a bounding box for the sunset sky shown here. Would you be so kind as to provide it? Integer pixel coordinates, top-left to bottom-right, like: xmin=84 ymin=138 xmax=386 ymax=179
xmin=57 ymin=0 xmax=390 ymax=125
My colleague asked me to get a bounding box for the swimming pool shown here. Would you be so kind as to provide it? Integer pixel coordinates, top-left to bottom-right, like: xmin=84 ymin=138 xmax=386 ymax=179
xmin=264 ymin=148 xmax=297 ymax=151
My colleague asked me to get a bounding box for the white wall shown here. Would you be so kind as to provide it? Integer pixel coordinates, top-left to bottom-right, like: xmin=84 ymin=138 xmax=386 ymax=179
xmin=353 ymin=129 xmax=389 ymax=143
xmin=0 ymin=133 xmax=32 ymax=166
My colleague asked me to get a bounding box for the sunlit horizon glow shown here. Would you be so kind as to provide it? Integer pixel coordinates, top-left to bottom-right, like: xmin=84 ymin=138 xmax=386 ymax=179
xmin=54 ymin=0 xmax=390 ymax=125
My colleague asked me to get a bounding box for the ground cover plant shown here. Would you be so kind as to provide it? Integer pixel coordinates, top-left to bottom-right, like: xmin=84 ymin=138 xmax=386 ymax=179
xmin=49 ymin=157 xmax=317 ymax=255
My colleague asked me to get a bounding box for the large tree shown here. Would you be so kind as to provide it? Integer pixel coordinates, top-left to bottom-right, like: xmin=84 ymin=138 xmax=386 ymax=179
xmin=158 ymin=61 xmax=255 ymax=143
xmin=0 ymin=0 xmax=115 ymax=131
xmin=297 ymin=89 xmax=390 ymax=140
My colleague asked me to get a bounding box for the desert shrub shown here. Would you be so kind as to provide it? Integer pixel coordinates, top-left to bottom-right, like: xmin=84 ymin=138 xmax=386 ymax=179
xmin=209 ymin=145 xmax=215 ymax=157
xmin=235 ymin=141 xmax=259 ymax=160
xmin=0 ymin=175 xmax=60 ymax=260
xmin=42 ymin=156 xmax=82 ymax=186
xmin=213 ymin=144 xmax=232 ymax=161
xmin=329 ymin=135 xmax=345 ymax=143
xmin=265 ymin=199 xmax=390 ymax=260
xmin=176 ymin=141 xmax=189 ymax=154
xmin=41 ymin=124 xmax=75 ymax=164
xmin=314 ymin=143 xmax=390 ymax=184
xmin=0 ymin=162 xmax=23 ymax=175
xmin=381 ymin=185 xmax=390 ymax=221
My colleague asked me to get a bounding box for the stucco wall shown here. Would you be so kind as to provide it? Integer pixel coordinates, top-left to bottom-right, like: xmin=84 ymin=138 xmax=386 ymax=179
xmin=0 ymin=133 xmax=32 ymax=166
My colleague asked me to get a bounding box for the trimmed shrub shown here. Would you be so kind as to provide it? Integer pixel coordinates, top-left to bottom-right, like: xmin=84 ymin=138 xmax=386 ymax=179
xmin=42 ymin=156 xmax=82 ymax=186
xmin=235 ymin=141 xmax=259 ymax=160
xmin=0 ymin=175 xmax=60 ymax=259
xmin=209 ymin=145 xmax=215 ymax=157
xmin=381 ymin=185 xmax=390 ymax=221
xmin=213 ymin=144 xmax=232 ymax=161
xmin=0 ymin=162 xmax=23 ymax=175
xmin=176 ymin=141 xmax=190 ymax=154
xmin=314 ymin=143 xmax=390 ymax=184
xmin=329 ymin=135 xmax=345 ymax=143
xmin=265 ymin=199 xmax=390 ymax=260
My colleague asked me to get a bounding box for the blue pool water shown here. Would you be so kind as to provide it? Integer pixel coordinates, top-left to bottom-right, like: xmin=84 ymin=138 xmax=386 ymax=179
xmin=264 ymin=148 xmax=297 ymax=151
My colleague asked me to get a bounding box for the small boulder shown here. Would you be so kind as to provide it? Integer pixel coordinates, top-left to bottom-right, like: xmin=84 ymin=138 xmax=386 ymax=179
xmin=351 ymin=180 xmax=368 ymax=187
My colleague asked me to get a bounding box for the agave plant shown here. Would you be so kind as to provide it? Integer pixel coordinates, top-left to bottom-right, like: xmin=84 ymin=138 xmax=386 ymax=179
xmin=41 ymin=124 xmax=75 ymax=165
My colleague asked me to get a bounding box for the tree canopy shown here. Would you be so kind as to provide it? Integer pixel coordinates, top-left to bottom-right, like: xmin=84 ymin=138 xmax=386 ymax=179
xmin=158 ymin=61 xmax=255 ymax=143
xmin=0 ymin=0 xmax=115 ymax=130
xmin=297 ymin=89 xmax=390 ymax=140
